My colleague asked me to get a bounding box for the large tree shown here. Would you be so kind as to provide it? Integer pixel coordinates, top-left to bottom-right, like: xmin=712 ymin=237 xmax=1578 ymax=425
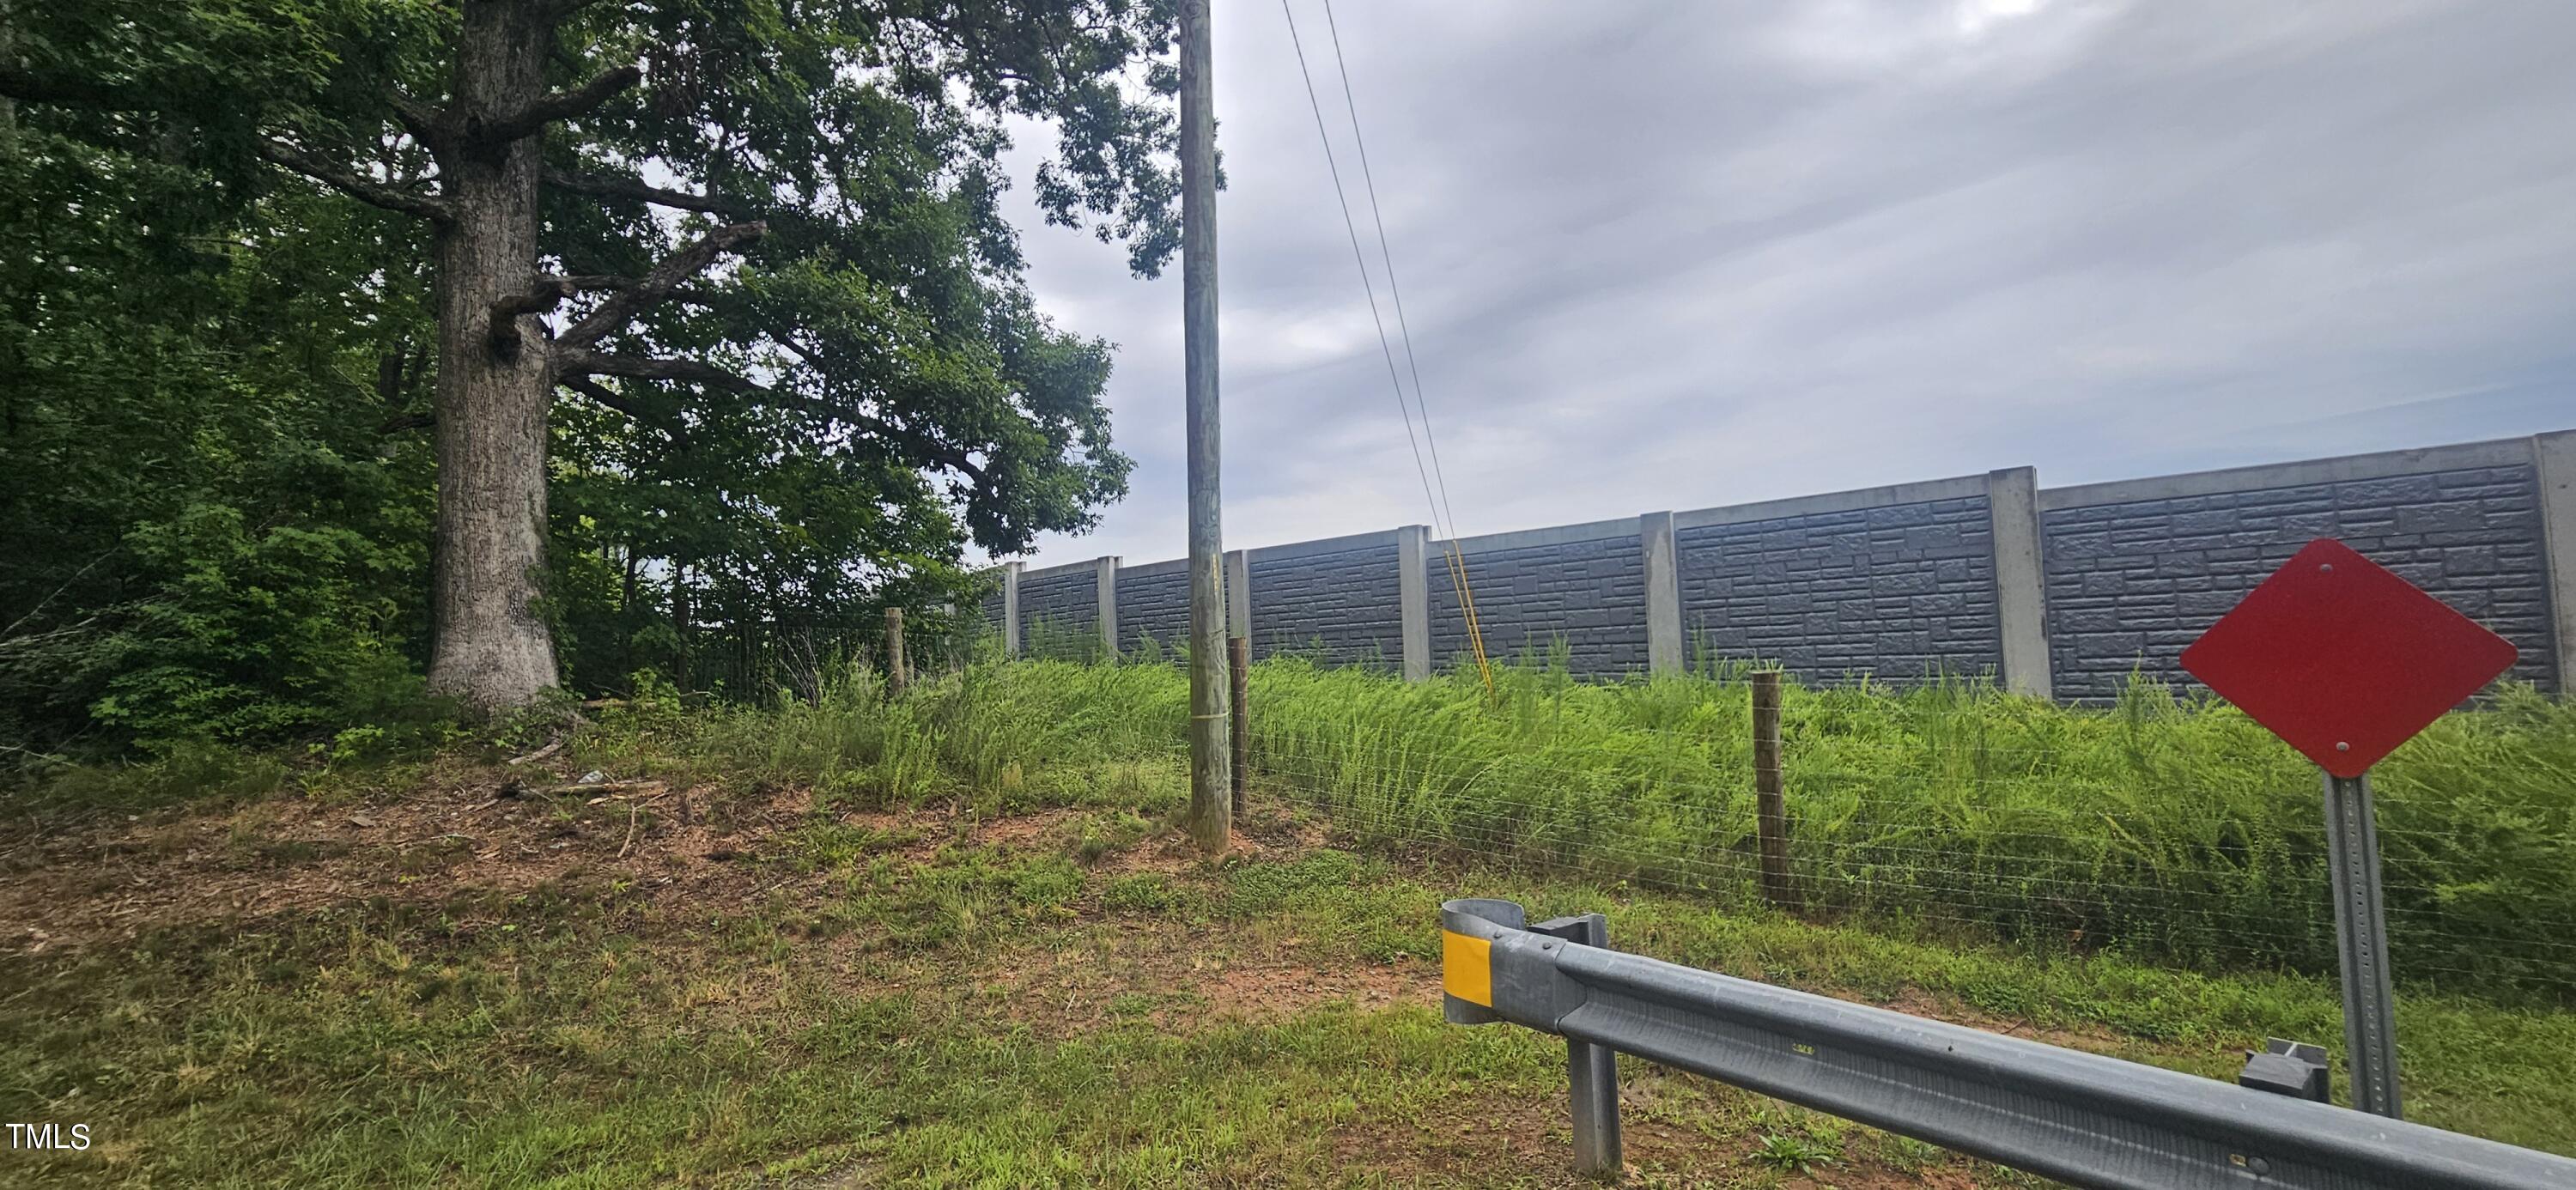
xmin=3 ymin=0 xmax=1177 ymax=712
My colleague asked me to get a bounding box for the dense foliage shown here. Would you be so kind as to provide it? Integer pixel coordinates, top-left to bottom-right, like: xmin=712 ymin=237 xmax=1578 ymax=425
xmin=1 ymin=0 xmax=1184 ymax=752
xmin=0 ymin=116 xmax=439 ymax=748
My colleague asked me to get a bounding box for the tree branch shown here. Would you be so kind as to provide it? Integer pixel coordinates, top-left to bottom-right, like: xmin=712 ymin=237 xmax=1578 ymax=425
xmin=376 ymin=349 xmax=408 ymax=406
xmin=389 ymin=89 xmax=451 ymax=149
xmin=554 ymin=221 xmax=765 ymax=351
xmin=477 ymin=64 xmax=641 ymax=143
xmin=256 ymin=138 xmax=453 ymax=222
xmin=558 ymin=373 xmax=694 ymax=448
xmin=546 ymin=168 xmax=750 ymax=217
xmin=763 ymin=331 xmax=990 ymax=484
xmin=487 ymin=278 xmax=586 ymax=357
xmin=539 ymin=273 xmax=634 ymax=294
xmin=0 ymin=65 xmax=161 ymax=110
xmin=557 ymin=349 xmax=763 ymax=392
xmin=561 ymin=342 xmax=989 ymax=488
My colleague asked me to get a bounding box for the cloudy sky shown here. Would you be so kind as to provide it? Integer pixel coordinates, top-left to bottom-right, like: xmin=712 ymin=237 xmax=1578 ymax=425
xmin=998 ymin=0 xmax=2576 ymax=568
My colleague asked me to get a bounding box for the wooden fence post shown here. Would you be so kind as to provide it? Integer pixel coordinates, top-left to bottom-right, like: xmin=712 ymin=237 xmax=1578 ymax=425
xmin=885 ymin=607 xmax=908 ymax=695
xmin=1751 ymin=670 xmax=1797 ymax=911
xmin=1228 ymin=635 xmax=1250 ymax=815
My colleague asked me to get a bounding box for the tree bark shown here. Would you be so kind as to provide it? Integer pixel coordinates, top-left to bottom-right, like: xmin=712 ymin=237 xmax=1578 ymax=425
xmin=425 ymin=0 xmax=561 ymax=711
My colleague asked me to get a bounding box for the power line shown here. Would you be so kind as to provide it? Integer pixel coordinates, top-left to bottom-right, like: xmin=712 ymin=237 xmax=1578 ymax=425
xmin=1278 ymin=0 xmax=1496 ymax=692
xmin=1276 ymin=0 xmax=1444 ymax=534
xmin=1316 ymin=0 xmax=1464 ymax=551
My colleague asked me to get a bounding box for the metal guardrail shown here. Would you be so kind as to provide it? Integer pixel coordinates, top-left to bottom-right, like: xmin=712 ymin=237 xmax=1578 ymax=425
xmin=1440 ymin=897 xmax=2576 ymax=1189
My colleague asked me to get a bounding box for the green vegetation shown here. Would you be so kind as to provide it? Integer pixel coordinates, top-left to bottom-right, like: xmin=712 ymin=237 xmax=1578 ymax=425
xmin=1249 ymin=657 xmax=2576 ymax=998
xmin=9 ymin=792 xmax=2576 ymax=1186
xmin=5 ymin=655 xmax=2574 ymax=1185
xmin=2 ymin=0 xmax=1177 ymax=746
xmin=556 ymin=654 xmax=2576 ymax=999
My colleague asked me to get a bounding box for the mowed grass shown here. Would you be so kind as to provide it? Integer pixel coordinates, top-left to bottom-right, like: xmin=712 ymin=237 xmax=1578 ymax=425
xmin=8 ymin=784 xmax=2576 ymax=1188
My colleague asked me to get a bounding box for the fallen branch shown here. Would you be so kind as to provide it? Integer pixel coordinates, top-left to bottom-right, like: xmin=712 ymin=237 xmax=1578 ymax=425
xmin=507 ymin=738 xmax=566 ymax=767
xmin=549 ymin=778 xmax=665 ymax=798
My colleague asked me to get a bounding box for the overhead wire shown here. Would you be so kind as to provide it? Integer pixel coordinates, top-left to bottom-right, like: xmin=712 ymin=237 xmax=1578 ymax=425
xmin=1314 ymin=0 xmax=1496 ymax=694
xmin=1278 ymin=0 xmax=1495 ymax=697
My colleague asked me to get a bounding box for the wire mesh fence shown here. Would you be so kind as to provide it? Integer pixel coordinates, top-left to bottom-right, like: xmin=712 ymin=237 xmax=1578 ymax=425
xmin=671 ymin=638 xmax=2575 ymax=1003
xmin=683 ymin=610 xmax=986 ymax=701
xmin=1218 ymin=659 xmax=2576 ymax=1003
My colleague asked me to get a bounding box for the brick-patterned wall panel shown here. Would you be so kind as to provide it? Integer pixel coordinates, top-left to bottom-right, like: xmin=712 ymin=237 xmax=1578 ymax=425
xmin=978 ymin=587 xmax=1005 ymax=639
xmin=1017 ymin=570 xmax=1098 ymax=659
xmin=2042 ymin=464 xmax=2557 ymax=701
xmin=1675 ymin=497 xmax=2002 ymax=683
xmin=1431 ymin=536 xmax=1647 ymax=676
xmin=1249 ymin=545 xmax=1402 ymax=668
xmin=1115 ymin=568 xmax=1190 ymax=659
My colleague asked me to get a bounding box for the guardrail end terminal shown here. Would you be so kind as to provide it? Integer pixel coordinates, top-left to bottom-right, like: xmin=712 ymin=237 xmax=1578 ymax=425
xmin=1442 ymin=898 xmax=1524 ymax=1025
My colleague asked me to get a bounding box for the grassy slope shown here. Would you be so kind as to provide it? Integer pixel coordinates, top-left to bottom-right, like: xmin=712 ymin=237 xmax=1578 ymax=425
xmin=4 ymin=657 xmax=2573 ymax=1186
xmin=2 ymin=772 xmax=2572 ymax=1185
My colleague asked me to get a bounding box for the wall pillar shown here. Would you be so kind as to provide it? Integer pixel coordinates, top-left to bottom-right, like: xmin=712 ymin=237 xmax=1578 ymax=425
xmin=1224 ymin=549 xmax=1251 ymax=641
xmin=1985 ymin=467 xmax=2053 ymax=699
xmin=1096 ymin=556 xmax=1121 ymax=659
xmin=1641 ymin=510 xmax=1683 ymax=676
xmin=1001 ymin=562 xmax=1024 ymax=658
xmin=2537 ymin=430 xmax=2576 ymax=692
xmin=1397 ymin=525 xmax=1431 ymax=681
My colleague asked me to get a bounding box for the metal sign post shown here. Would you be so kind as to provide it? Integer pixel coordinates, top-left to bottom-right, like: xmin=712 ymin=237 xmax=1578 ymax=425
xmin=2182 ymin=537 xmax=2518 ymax=1120
xmin=2321 ymin=769 xmax=2402 ymax=1117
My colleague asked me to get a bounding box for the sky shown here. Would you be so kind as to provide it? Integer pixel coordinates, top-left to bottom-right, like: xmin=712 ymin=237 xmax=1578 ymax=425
xmin=996 ymin=0 xmax=2576 ymax=568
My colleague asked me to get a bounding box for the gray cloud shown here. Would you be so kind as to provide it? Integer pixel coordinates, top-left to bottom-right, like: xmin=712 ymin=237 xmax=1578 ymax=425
xmin=994 ymin=0 xmax=2576 ymax=567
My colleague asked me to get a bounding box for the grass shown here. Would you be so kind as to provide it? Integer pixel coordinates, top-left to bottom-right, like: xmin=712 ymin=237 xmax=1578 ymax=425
xmin=1249 ymin=655 xmax=2576 ymax=998
xmin=556 ymin=653 xmax=2576 ymax=999
xmin=8 ymin=787 xmax=2576 ymax=1187
xmin=4 ymin=653 xmax=2573 ymax=1184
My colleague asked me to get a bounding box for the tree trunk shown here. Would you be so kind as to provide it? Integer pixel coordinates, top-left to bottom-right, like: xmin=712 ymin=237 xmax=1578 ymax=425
xmin=424 ymin=0 xmax=560 ymax=712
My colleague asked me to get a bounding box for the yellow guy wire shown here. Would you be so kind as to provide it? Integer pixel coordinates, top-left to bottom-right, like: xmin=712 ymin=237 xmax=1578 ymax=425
xmin=1441 ymin=538 xmax=1495 ymax=700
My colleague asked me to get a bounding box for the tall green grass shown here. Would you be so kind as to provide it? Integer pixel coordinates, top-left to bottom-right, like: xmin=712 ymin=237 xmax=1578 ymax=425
xmin=576 ymin=659 xmax=1188 ymax=813
xmin=1248 ymin=659 xmax=2576 ymax=997
xmin=579 ymin=654 xmax=2576 ymax=1000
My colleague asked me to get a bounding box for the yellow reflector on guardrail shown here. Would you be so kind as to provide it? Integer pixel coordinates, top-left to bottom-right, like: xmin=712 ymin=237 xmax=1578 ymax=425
xmin=1442 ymin=930 xmax=1492 ymax=1007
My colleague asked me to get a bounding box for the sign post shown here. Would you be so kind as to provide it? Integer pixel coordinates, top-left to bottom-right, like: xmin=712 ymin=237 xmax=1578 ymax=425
xmin=2181 ymin=537 xmax=2518 ymax=1120
xmin=2318 ymin=768 xmax=2400 ymax=1116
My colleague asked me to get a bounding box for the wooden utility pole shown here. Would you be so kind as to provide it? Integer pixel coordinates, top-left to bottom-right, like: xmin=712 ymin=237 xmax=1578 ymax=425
xmin=884 ymin=607 xmax=907 ymax=695
xmin=1751 ymin=670 xmax=1797 ymax=911
xmin=1181 ymin=0 xmax=1230 ymax=853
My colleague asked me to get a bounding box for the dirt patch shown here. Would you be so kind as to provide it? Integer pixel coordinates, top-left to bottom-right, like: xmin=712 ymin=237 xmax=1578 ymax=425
xmin=1199 ymin=953 xmax=1436 ymax=1018
xmin=0 ymin=763 xmax=823 ymax=953
xmin=971 ymin=807 xmax=1079 ymax=848
xmin=0 ymin=759 xmax=1343 ymax=960
xmin=966 ymin=920 xmax=1435 ymax=1038
xmin=1086 ymin=827 xmax=1253 ymax=877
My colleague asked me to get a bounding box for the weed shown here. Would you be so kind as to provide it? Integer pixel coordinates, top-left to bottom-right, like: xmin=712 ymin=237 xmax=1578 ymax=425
xmin=1101 ymin=873 xmax=1185 ymax=914
xmin=1752 ymin=1132 xmax=1837 ymax=1173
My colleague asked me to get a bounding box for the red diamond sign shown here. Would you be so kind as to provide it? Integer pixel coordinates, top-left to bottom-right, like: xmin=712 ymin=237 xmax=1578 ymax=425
xmin=2180 ymin=538 xmax=2517 ymax=778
